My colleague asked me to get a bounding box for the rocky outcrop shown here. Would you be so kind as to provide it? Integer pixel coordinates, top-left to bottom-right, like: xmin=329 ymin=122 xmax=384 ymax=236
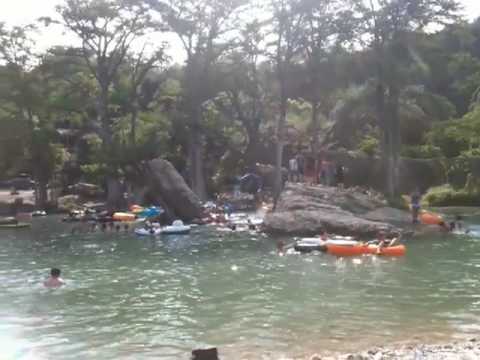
xmin=363 ymin=207 xmax=411 ymax=224
xmin=144 ymin=158 xmax=203 ymax=222
xmin=264 ymin=183 xmax=400 ymax=238
xmin=68 ymin=182 xmax=104 ymax=198
xmin=57 ymin=195 xmax=82 ymax=212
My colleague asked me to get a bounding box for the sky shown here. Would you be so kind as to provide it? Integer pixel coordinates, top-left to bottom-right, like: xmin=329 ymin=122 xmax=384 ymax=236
xmin=0 ymin=0 xmax=480 ymax=64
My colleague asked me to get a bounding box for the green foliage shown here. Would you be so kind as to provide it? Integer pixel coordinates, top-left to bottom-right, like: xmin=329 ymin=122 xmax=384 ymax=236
xmin=358 ymin=135 xmax=379 ymax=157
xmin=423 ymin=184 xmax=480 ymax=207
xmin=401 ymin=145 xmax=443 ymax=159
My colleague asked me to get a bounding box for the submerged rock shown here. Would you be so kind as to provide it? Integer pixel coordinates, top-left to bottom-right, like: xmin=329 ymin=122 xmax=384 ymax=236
xmin=264 ymin=183 xmax=400 ymax=238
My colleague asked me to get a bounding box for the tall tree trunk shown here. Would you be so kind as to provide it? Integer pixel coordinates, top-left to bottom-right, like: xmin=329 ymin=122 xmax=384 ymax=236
xmin=36 ymin=180 xmax=48 ymax=210
xmin=188 ymin=107 xmax=208 ymax=201
xmin=245 ymin=125 xmax=260 ymax=169
xmin=388 ymin=84 xmax=401 ymax=197
xmin=273 ymin=94 xmax=288 ymax=210
xmin=106 ymin=177 xmax=125 ymax=212
xmin=130 ymin=103 xmax=138 ymax=146
xmin=311 ymin=101 xmax=320 ymax=183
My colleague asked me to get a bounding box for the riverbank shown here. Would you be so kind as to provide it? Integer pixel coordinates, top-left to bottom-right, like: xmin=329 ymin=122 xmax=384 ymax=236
xmin=312 ymin=338 xmax=480 ymax=360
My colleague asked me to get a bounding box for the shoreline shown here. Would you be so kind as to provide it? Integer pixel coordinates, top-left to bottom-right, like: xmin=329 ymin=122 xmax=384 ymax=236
xmin=308 ymin=338 xmax=479 ymax=360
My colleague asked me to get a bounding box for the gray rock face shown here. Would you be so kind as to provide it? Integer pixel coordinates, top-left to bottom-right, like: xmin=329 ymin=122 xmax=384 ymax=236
xmin=363 ymin=207 xmax=412 ymax=224
xmin=145 ymin=158 xmax=203 ymax=222
xmin=264 ymin=183 xmax=400 ymax=238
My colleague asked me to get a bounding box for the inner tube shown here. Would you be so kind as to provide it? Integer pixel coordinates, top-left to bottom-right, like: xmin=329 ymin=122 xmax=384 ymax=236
xmin=420 ymin=211 xmax=443 ymax=225
xmin=294 ymin=238 xmax=358 ymax=253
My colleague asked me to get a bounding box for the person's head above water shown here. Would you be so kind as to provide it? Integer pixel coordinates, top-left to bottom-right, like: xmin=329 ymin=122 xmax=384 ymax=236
xmin=51 ymin=268 xmax=61 ymax=278
xmin=456 ymin=215 xmax=463 ymax=221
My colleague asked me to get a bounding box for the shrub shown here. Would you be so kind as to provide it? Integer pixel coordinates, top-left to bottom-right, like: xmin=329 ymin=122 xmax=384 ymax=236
xmin=401 ymin=144 xmax=443 ymax=159
xmin=358 ymin=135 xmax=379 ymax=157
xmin=423 ymin=184 xmax=480 ymax=206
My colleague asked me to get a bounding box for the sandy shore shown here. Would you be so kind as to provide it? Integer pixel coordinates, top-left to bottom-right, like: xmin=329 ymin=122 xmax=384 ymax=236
xmin=309 ymin=338 xmax=479 ymax=359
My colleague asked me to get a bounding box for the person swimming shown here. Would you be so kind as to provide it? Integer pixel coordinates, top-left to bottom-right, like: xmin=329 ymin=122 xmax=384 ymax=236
xmin=44 ymin=268 xmax=65 ymax=288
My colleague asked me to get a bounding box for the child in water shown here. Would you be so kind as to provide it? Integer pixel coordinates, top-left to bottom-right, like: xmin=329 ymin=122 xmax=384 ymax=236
xmin=44 ymin=268 xmax=65 ymax=288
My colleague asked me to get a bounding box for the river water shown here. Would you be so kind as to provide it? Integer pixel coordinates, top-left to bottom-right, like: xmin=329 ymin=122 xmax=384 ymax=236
xmin=1 ymin=217 xmax=480 ymax=360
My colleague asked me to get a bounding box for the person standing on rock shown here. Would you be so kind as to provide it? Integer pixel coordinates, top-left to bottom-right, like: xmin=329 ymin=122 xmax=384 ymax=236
xmin=296 ymin=152 xmax=305 ymax=183
xmin=288 ymin=156 xmax=298 ymax=182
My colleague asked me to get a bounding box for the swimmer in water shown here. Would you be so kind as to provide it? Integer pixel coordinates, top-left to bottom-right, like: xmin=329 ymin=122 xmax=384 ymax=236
xmin=277 ymin=240 xmax=285 ymax=255
xmin=43 ymin=268 xmax=65 ymax=288
xmin=124 ymin=223 xmax=129 ymax=232
xmin=115 ymin=224 xmax=121 ymax=232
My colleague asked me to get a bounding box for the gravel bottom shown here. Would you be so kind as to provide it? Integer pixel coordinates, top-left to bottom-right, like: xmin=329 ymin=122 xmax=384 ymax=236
xmin=308 ymin=338 xmax=480 ymax=360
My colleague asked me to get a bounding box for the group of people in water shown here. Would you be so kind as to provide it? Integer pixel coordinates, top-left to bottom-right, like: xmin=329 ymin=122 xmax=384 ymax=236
xmin=71 ymin=220 xmax=130 ymax=234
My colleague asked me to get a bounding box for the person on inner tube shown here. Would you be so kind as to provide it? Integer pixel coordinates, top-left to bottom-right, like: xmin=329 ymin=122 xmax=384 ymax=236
xmin=318 ymin=229 xmax=328 ymax=241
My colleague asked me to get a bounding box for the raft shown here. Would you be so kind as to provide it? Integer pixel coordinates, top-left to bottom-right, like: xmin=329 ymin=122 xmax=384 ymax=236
xmin=326 ymin=243 xmax=406 ymax=257
xmin=112 ymin=212 xmax=136 ymax=222
xmin=161 ymin=220 xmax=191 ymax=235
xmin=0 ymin=222 xmax=31 ymax=229
xmin=366 ymin=244 xmax=406 ymax=256
xmin=420 ymin=211 xmax=443 ymax=225
xmin=294 ymin=238 xmax=358 ymax=253
xmin=326 ymin=243 xmax=367 ymax=257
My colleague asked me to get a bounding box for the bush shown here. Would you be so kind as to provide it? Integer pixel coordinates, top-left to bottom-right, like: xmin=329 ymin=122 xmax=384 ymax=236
xmin=401 ymin=144 xmax=443 ymax=159
xmin=423 ymin=184 xmax=480 ymax=206
xmin=358 ymin=135 xmax=379 ymax=157
xmin=386 ymin=196 xmax=409 ymax=210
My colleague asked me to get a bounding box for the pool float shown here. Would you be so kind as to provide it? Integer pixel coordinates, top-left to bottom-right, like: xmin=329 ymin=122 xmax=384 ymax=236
xmin=419 ymin=211 xmax=443 ymax=225
xmin=112 ymin=212 xmax=136 ymax=222
xmin=294 ymin=238 xmax=358 ymax=253
xmin=326 ymin=243 xmax=367 ymax=256
xmin=161 ymin=220 xmax=191 ymax=235
xmin=130 ymin=205 xmax=144 ymax=214
xmin=326 ymin=243 xmax=406 ymax=257
xmin=0 ymin=222 xmax=31 ymax=229
xmin=365 ymin=244 xmax=406 ymax=256
xmin=134 ymin=227 xmax=162 ymax=236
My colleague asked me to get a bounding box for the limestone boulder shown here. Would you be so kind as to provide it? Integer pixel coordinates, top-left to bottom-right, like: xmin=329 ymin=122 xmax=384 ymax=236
xmin=144 ymin=158 xmax=203 ymax=222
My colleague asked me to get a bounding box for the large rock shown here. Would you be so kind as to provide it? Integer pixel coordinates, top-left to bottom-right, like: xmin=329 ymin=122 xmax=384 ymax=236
xmin=264 ymin=183 xmax=400 ymax=238
xmin=68 ymin=182 xmax=104 ymax=198
xmin=57 ymin=194 xmax=81 ymax=212
xmin=363 ymin=207 xmax=411 ymax=224
xmin=144 ymin=158 xmax=203 ymax=222
xmin=265 ymin=209 xmax=397 ymax=238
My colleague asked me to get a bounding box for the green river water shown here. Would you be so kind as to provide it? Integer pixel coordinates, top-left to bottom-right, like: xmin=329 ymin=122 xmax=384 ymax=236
xmin=1 ymin=217 xmax=480 ymax=360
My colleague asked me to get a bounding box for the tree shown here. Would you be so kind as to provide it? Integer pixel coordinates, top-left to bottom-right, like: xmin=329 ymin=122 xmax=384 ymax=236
xmin=149 ymin=0 xmax=244 ymax=200
xmin=213 ymin=20 xmax=267 ymax=168
xmin=355 ymin=0 xmax=461 ymax=196
xmin=49 ymin=0 xmax=160 ymax=210
xmin=0 ymin=24 xmax=73 ymax=208
xmin=268 ymin=0 xmax=306 ymax=207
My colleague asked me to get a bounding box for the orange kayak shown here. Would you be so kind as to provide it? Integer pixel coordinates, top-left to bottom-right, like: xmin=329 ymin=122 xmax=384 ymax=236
xmin=326 ymin=244 xmax=406 ymax=257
